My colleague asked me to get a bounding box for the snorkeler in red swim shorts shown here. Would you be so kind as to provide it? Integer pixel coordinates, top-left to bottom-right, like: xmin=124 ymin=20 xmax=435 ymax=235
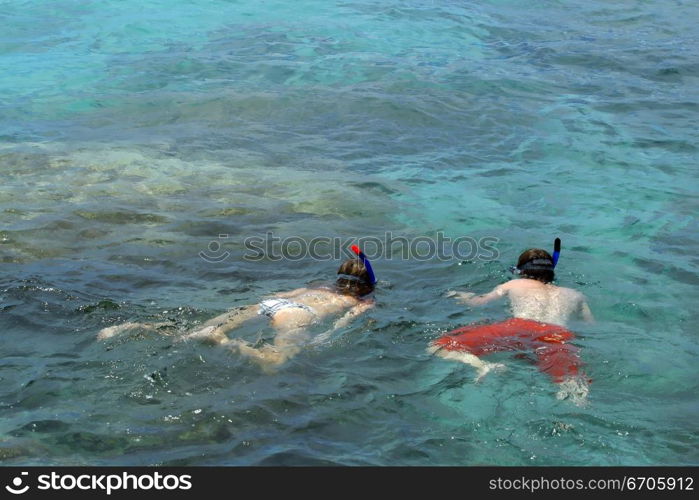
xmin=430 ymin=239 xmax=594 ymax=404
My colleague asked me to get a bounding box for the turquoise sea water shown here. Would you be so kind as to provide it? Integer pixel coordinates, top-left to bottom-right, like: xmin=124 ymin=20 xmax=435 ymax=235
xmin=1 ymin=0 xmax=697 ymax=465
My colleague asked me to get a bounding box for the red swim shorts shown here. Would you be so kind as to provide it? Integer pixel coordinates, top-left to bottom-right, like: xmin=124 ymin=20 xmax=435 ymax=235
xmin=433 ymin=318 xmax=583 ymax=383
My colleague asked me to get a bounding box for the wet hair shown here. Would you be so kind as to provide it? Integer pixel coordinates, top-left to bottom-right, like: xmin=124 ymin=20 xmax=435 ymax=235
xmin=336 ymin=259 xmax=374 ymax=297
xmin=516 ymin=248 xmax=555 ymax=283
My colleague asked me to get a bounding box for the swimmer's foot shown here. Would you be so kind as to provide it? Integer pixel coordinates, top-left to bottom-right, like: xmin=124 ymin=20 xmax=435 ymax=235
xmin=474 ymin=362 xmax=507 ymax=383
xmin=448 ymin=291 xmax=476 ymax=304
xmin=556 ymin=377 xmax=590 ymax=407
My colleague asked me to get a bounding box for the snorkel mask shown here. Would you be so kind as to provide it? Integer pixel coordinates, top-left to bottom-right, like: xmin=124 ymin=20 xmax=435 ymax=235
xmin=510 ymin=238 xmax=561 ymax=275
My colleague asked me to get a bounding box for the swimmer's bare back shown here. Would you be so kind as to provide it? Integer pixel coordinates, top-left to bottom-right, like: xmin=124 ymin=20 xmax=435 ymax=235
xmin=453 ymin=279 xmax=593 ymax=326
xmin=502 ymin=280 xmax=593 ymax=326
xmin=273 ymin=287 xmax=363 ymax=317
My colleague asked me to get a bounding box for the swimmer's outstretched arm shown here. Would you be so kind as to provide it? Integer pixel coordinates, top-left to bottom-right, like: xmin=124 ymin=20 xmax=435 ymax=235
xmin=310 ymin=301 xmax=374 ymax=346
xmin=332 ymin=300 xmax=374 ymax=330
xmin=448 ymin=284 xmax=507 ymax=306
xmin=580 ymin=299 xmax=595 ymax=323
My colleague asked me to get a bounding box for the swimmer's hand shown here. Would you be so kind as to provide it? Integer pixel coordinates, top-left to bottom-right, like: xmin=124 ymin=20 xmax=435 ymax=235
xmin=448 ymin=291 xmax=476 ymax=304
xmin=448 ymin=286 xmax=507 ymax=306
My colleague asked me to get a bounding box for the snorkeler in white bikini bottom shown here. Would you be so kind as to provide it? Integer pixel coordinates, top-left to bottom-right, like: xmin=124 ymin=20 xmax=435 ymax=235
xmin=98 ymin=247 xmax=376 ymax=371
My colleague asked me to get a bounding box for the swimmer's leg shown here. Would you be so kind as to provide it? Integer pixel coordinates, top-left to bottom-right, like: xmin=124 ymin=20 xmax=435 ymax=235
xmin=230 ymin=340 xmax=287 ymax=373
xmin=427 ymin=345 xmax=506 ymax=383
xmin=535 ymin=343 xmax=582 ymax=382
xmin=182 ymin=325 xmax=230 ymax=345
xmin=97 ymin=321 xmax=173 ymax=340
xmin=182 ymin=305 xmax=258 ymax=345
xmin=230 ymin=326 xmax=310 ymax=372
xmin=535 ymin=343 xmax=589 ymax=406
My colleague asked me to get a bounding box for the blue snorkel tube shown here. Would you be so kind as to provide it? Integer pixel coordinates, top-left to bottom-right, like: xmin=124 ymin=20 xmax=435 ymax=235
xmin=351 ymin=245 xmax=377 ymax=285
xmin=552 ymin=237 xmax=561 ymax=268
